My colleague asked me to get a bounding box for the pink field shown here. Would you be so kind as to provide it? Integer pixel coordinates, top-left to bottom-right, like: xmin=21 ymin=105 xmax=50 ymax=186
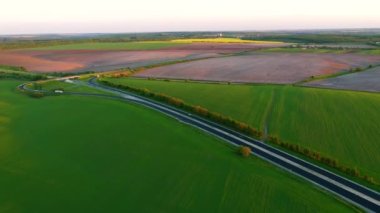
xmin=0 ymin=51 xmax=83 ymax=72
xmin=0 ymin=50 xmax=219 ymax=72
xmin=0 ymin=42 xmax=286 ymax=73
xmin=135 ymin=53 xmax=380 ymax=83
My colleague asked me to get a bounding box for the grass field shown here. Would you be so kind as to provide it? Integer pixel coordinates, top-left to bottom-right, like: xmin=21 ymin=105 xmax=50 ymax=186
xmin=0 ymin=66 xmax=46 ymax=80
xmin=27 ymin=39 xmax=284 ymax=51
xmin=360 ymin=49 xmax=380 ymax=55
xmin=0 ymin=79 xmax=353 ymax=212
xmin=257 ymin=47 xmax=352 ymax=54
xmin=29 ymin=80 xmax=113 ymax=95
xmin=106 ymin=78 xmax=380 ymax=181
xmin=171 ymin=38 xmax=283 ymax=44
xmin=28 ymin=41 xmax=185 ymax=50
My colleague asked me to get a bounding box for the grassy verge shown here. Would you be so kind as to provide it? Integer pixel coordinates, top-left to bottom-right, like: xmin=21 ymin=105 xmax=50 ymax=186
xmin=0 ymin=79 xmax=354 ymax=212
xmin=102 ymin=77 xmax=380 ymax=188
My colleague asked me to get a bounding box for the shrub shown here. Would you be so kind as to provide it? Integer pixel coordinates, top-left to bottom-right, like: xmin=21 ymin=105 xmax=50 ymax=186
xmin=239 ymin=146 xmax=251 ymax=157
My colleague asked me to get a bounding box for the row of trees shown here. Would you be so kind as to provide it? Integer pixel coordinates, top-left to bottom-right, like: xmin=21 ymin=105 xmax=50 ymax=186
xmin=100 ymin=80 xmax=263 ymax=139
xmin=100 ymin=79 xmax=378 ymax=187
xmin=0 ymin=71 xmax=47 ymax=81
xmin=267 ymin=136 xmax=377 ymax=185
xmin=0 ymin=65 xmax=27 ymax=72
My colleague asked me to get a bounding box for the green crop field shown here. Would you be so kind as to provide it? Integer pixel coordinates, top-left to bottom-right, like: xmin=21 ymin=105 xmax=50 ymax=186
xmin=105 ymin=78 xmax=380 ymax=182
xmin=0 ymin=79 xmax=353 ymax=212
xmin=28 ymin=41 xmax=185 ymax=50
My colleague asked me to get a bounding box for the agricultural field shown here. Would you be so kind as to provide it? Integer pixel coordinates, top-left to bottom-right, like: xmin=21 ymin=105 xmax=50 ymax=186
xmin=0 ymin=65 xmax=46 ymax=80
xmin=0 ymin=79 xmax=353 ymax=212
xmin=0 ymin=49 xmax=219 ymax=73
xmin=305 ymin=66 xmax=380 ymax=92
xmin=28 ymin=41 xmax=185 ymax=51
xmin=0 ymin=40 xmax=289 ymax=73
xmin=105 ymin=77 xmax=380 ymax=181
xmin=360 ymin=49 xmax=380 ymax=55
xmin=171 ymin=38 xmax=284 ymax=44
xmin=26 ymin=80 xmax=112 ymax=94
xmin=134 ymin=52 xmax=380 ymax=83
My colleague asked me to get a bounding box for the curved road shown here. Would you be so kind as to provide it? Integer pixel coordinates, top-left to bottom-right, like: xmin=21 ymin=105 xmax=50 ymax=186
xmin=19 ymin=79 xmax=380 ymax=212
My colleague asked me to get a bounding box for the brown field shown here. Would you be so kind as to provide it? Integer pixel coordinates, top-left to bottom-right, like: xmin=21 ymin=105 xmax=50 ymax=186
xmin=0 ymin=50 xmax=219 ymax=73
xmin=305 ymin=66 xmax=380 ymax=92
xmin=0 ymin=51 xmax=84 ymax=72
xmin=134 ymin=53 xmax=380 ymax=83
xmin=0 ymin=42 xmax=287 ymax=73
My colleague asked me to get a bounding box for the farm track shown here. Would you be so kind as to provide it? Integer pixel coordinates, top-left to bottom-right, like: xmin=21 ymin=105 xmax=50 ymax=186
xmin=18 ymin=78 xmax=380 ymax=212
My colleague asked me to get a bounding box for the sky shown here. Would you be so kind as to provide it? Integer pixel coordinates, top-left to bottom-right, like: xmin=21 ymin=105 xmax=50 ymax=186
xmin=1 ymin=0 xmax=380 ymax=34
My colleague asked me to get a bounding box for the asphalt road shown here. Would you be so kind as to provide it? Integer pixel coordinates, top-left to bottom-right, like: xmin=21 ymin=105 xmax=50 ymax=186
xmin=19 ymin=79 xmax=380 ymax=212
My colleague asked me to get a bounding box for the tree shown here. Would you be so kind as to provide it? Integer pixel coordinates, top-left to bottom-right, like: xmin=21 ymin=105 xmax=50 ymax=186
xmin=239 ymin=146 xmax=251 ymax=157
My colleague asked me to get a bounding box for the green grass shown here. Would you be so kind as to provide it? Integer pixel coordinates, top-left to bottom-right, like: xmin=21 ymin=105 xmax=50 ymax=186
xmin=0 ymin=65 xmax=26 ymax=72
xmin=0 ymin=80 xmax=353 ymax=212
xmin=29 ymin=80 xmax=113 ymax=95
xmin=106 ymin=78 xmax=380 ymax=182
xmin=28 ymin=41 xmax=185 ymax=50
xmin=257 ymin=47 xmax=351 ymax=54
xmin=359 ymin=49 xmax=380 ymax=55
xmin=0 ymin=67 xmax=46 ymax=81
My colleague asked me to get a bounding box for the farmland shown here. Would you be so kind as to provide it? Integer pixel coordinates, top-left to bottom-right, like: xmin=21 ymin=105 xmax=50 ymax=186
xmin=0 ymin=65 xmax=46 ymax=80
xmin=305 ymin=66 xmax=380 ymax=92
xmin=171 ymin=38 xmax=284 ymax=44
xmin=1 ymin=32 xmax=380 ymax=211
xmin=0 ymin=41 xmax=286 ymax=73
xmin=0 ymin=79 xmax=353 ymax=212
xmin=134 ymin=52 xmax=380 ymax=83
xmin=27 ymin=80 xmax=113 ymax=94
xmin=28 ymin=41 xmax=185 ymax=51
xmin=0 ymin=50 xmax=218 ymax=73
xmin=104 ymin=77 xmax=380 ymax=181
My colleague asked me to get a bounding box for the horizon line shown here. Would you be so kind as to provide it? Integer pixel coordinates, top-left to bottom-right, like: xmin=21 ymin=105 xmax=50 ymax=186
xmin=1 ymin=27 xmax=380 ymax=36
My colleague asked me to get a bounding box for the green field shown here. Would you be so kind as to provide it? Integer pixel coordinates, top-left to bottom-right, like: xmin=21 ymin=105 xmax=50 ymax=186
xmin=258 ymin=47 xmax=380 ymax=55
xmin=105 ymin=78 xmax=380 ymax=182
xmin=28 ymin=41 xmax=185 ymax=50
xmin=0 ymin=80 xmax=353 ymax=212
xmin=359 ymin=49 xmax=380 ymax=55
xmin=28 ymin=80 xmax=112 ymax=95
xmin=171 ymin=38 xmax=283 ymax=44
xmin=0 ymin=66 xmax=46 ymax=81
xmin=257 ymin=47 xmax=351 ymax=54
